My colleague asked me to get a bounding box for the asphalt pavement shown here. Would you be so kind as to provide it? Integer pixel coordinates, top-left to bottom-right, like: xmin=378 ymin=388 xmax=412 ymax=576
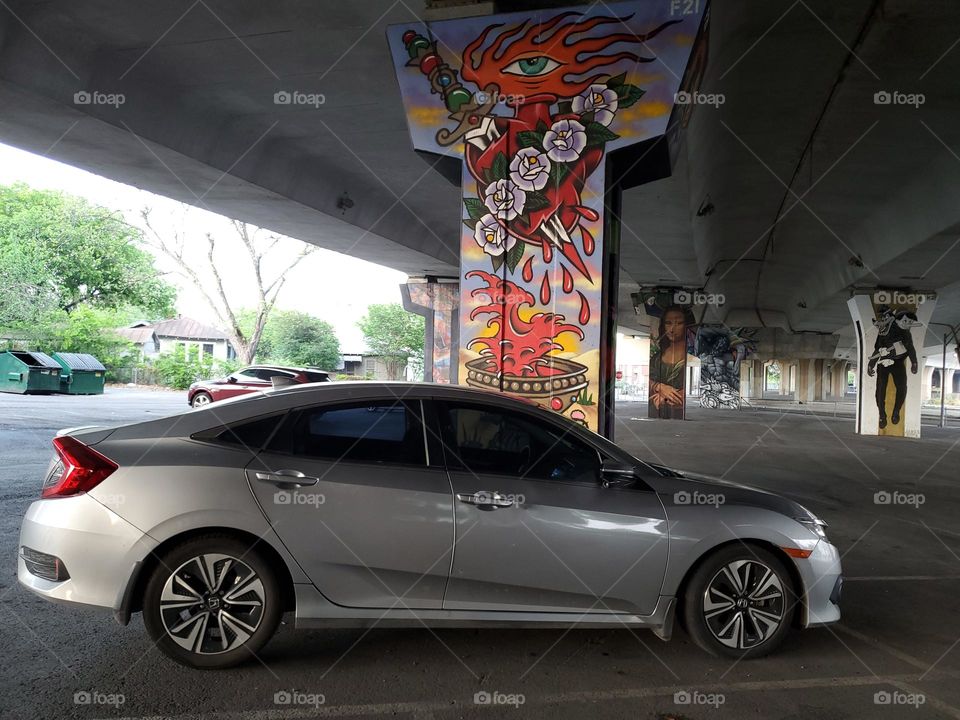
xmin=1 ymin=388 xmax=959 ymax=719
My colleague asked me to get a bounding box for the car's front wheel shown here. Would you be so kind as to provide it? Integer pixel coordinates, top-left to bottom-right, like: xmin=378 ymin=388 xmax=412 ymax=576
xmin=682 ymin=545 xmax=797 ymax=659
xmin=191 ymin=391 xmax=213 ymax=408
xmin=143 ymin=535 xmax=282 ymax=669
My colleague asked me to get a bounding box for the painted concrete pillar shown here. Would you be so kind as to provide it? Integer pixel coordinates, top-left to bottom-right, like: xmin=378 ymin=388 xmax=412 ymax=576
xmin=847 ymin=293 xmax=936 ymax=437
xmin=388 ymin=3 xmax=707 ymax=434
xmin=401 ymin=280 xmax=460 ymax=384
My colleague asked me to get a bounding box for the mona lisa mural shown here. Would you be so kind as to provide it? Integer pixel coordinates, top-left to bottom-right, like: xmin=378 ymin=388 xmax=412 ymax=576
xmin=388 ymin=3 xmax=706 ymax=433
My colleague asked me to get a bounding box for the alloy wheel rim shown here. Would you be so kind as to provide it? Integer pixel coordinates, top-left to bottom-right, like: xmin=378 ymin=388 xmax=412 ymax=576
xmin=703 ymin=559 xmax=785 ymax=650
xmin=193 ymin=394 xmax=211 ymax=406
xmin=160 ymin=553 xmax=265 ymax=655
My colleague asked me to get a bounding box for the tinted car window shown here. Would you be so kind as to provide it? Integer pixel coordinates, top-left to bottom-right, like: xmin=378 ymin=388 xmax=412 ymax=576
xmin=254 ymin=368 xmax=294 ymax=381
xmin=193 ymin=414 xmax=285 ymax=450
xmin=303 ymin=371 xmax=329 ymax=383
xmin=235 ymin=369 xmax=260 ymax=381
xmin=269 ymin=400 xmax=425 ymax=465
xmin=439 ymin=402 xmax=599 ymax=482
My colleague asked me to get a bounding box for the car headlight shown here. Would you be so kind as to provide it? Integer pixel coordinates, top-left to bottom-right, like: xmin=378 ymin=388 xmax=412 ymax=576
xmin=795 ymin=508 xmax=829 ymax=539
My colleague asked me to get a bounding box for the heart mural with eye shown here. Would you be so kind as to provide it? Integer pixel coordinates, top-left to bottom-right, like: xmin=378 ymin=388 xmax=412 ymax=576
xmin=391 ymin=4 xmax=705 ymax=431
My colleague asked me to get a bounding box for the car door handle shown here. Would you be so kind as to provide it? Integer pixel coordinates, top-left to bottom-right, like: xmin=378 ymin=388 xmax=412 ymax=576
xmin=456 ymin=491 xmax=516 ymax=509
xmin=254 ymin=470 xmax=319 ymax=488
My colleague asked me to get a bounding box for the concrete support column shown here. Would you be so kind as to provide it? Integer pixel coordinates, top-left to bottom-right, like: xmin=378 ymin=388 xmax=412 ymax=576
xmin=847 ymin=294 xmax=936 ymax=437
xmin=401 ymin=280 xmax=459 ymax=384
xmin=829 ymin=361 xmax=849 ymax=399
xmin=797 ymin=359 xmax=810 ymax=403
xmin=922 ymin=365 xmax=935 ymax=403
xmin=814 ymin=358 xmax=826 ymax=401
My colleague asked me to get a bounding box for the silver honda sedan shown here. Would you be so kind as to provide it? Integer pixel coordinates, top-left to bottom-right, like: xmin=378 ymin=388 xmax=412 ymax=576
xmin=18 ymin=382 xmax=841 ymax=668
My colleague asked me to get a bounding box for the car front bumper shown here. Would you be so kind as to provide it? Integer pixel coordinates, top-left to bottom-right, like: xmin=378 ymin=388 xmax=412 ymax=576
xmin=18 ymin=493 xmax=156 ymax=611
xmin=798 ymin=538 xmax=842 ymax=627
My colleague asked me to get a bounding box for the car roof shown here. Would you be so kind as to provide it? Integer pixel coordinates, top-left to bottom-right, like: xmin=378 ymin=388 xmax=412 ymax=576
xmin=243 ymin=365 xmax=328 ymax=374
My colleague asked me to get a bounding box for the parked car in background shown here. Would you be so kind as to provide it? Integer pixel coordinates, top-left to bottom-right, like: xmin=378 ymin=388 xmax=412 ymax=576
xmin=18 ymin=382 xmax=841 ymax=669
xmin=187 ymin=365 xmax=329 ymax=407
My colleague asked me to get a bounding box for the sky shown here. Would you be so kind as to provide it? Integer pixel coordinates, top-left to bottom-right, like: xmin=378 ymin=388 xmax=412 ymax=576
xmin=0 ymin=143 xmax=408 ymax=352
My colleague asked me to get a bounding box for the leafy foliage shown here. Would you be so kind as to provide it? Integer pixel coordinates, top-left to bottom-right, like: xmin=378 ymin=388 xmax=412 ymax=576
xmin=256 ymin=310 xmax=340 ymax=370
xmin=153 ymin=344 xmax=215 ymax=390
xmin=357 ymin=303 xmax=424 ymax=379
xmin=0 ymin=184 xmax=176 ymax=330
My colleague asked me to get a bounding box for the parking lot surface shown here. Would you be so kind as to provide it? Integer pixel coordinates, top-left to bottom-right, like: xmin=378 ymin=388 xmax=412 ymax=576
xmin=1 ymin=389 xmax=959 ymax=719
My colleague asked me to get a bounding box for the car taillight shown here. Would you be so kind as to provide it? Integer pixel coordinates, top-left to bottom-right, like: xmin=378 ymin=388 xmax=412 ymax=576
xmin=41 ymin=436 xmax=118 ymax=499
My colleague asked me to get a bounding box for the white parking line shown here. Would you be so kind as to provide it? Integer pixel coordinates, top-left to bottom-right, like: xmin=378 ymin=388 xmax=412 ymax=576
xmin=845 ymin=575 xmax=960 ymax=581
xmin=98 ymin=673 xmax=954 ymax=720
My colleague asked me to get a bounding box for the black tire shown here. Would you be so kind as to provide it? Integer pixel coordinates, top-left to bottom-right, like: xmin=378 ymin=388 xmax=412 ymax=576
xmin=191 ymin=391 xmax=213 ymax=408
xmin=681 ymin=544 xmax=797 ymax=660
xmin=143 ymin=534 xmax=283 ymax=669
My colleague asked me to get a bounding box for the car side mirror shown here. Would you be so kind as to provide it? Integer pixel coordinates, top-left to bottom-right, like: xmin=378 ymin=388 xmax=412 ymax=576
xmin=601 ymin=459 xmax=637 ymax=489
xmin=227 ymin=376 xmax=238 ymax=384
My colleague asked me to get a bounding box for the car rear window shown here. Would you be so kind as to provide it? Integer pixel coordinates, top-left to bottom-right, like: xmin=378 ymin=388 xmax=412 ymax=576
xmin=193 ymin=414 xmax=285 ymax=450
xmin=267 ymin=400 xmax=425 ymax=466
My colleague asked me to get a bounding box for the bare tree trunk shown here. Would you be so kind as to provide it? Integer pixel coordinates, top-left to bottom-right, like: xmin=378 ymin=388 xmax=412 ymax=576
xmin=140 ymin=210 xmax=313 ymax=363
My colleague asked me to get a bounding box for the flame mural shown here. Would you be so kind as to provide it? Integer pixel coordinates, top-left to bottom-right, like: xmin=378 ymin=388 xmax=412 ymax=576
xmin=388 ymin=3 xmax=706 ymax=431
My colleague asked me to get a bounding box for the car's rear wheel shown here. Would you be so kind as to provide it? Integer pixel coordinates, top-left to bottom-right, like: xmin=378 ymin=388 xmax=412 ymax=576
xmin=682 ymin=545 xmax=796 ymax=659
xmin=143 ymin=535 xmax=282 ymax=669
xmin=191 ymin=391 xmax=213 ymax=408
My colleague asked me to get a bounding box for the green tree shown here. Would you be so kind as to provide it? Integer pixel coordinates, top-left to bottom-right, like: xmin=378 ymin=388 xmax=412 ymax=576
xmin=261 ymin=310 xmax=340 ymax=369
xmin=357 ymin=303 xmax=424 ymax=380
xmin=50 ymin=305 xmax=139 ymax=371
xmin=0 ymin=184 xmax=176 ymax=327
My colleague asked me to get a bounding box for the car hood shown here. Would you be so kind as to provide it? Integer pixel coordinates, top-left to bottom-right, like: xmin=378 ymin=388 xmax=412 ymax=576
xmin=643 ymin=469 xmax=807 ymax=518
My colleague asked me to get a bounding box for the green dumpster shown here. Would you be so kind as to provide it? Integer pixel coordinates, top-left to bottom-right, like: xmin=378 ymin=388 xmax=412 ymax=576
xmin=0 ymin=351 xmax=62 ymax=394
xmin=52 ymin=352 xmax=107 ymax=395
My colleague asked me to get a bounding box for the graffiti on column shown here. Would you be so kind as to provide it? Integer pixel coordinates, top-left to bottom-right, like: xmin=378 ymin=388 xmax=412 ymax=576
xmin=641 ymin=297 xmax=696 ymax=420
xmin=696 ymin=326 xmax=757 ymax=410
xmin=388 ymin=3 xmax=706 ymax=431
xmin=402 ymin=283 xmax=459 ymax=383
xmin=848 ymin=292 xmax=935 ymax=438
xmin=868 ymin=301 xmax=921 ymax=436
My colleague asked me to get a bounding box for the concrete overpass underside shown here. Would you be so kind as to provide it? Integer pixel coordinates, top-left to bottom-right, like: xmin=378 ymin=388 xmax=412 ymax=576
xmin=1 ymin=0 xmax=959 ymax=350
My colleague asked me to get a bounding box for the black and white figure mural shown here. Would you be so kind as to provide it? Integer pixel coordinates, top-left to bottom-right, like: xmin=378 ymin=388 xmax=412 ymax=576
xmin=848 ymin=293 xmax=935 ymax=437
xmin=696 ymin=326 xmax=757 ymax=410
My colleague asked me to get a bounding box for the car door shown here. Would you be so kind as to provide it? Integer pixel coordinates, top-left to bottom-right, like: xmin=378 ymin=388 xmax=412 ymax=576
xmin=435 ymin=399 xmax=669 ymax=615
xmin=249 ymin=397 xmax=454 ymax=609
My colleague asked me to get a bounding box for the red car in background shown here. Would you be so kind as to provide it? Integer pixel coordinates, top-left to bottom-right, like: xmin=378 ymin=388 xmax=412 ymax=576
xmin=187 ymin=365 xmax=330 ymax=407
